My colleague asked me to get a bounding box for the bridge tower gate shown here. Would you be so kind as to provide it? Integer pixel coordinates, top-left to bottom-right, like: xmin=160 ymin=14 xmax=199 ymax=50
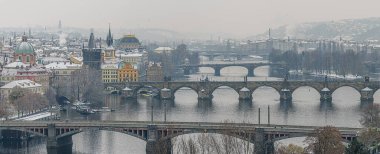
xmin=46 ymin=124 xmax=73 ymax=154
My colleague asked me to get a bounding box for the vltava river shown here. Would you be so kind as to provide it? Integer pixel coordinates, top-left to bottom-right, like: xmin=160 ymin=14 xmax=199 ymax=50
xmin=1 ymin=59 xmax=378 ymax=154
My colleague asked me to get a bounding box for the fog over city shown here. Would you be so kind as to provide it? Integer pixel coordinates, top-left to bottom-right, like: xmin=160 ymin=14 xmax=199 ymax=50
xmin=1 ymin=0 xmax=380 ymax=38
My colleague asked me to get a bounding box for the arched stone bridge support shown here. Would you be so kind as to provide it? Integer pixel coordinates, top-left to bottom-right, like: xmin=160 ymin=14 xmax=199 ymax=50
xmin=46 ymin=124 xmax=73 ymax=154
xmin=280 ymin=89 xmax=292 ymax=102
xmin=214 ymin=66 xmax=221 ymax=76
xmin=247 ymin=65 xmax=255 ymax=77
xmin=146 ymin=125 xmax=172 ymax=154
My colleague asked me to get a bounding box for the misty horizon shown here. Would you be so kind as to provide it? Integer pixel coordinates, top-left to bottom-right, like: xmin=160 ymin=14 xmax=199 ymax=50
xmin=1 ymin=0 xmax=380 ymax=39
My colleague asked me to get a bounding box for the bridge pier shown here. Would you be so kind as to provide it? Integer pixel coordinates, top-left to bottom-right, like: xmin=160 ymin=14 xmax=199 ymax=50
xmin=361 ymin=87 xmax=374 ymax=103
xmin=254 ymin=128 xmax=274 ymax=154
xmin=183 ymin=67 xmax=191 ymax=75
xmin=160 ymin=88 xmax=173 ymax=100
xmin=239 ymin=87 xmax=252 ymax=100
xmin=146 ymin=125 xmax=172 ymax=154
xmin=280 ymin=89 xmax=292 ymax=102
xmin=46 ymin=124 xmax=73 ymax=154
xmin=320 ymin=88 xmax=332 ymax=102
xmin=214 ymin=66 xmax=221 ymax=76
xmin=198 ymin=88 xmax=213 ymax=100
xmin=248 ymin=68 xmax=255 ymax=77
xmin=121 ymin=87 xmax=137 ymax=100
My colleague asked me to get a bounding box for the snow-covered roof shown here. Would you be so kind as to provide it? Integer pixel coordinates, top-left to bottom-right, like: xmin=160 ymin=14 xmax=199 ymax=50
xmin=4 ymin=61 xmax=29 ymax=69
xmin=1 ymin=79 xmax=42 ymax=89
xmin=122 ymin=87 xmax=132 ymax=91
xmin=1 ymin=69 xmax=17 ymax=76
xmin=154 ymin=47 xmax=173 ymax=53
xmin=101 ymin=63 xmax=118 ymax=69
xmin=240 ymin=87 xmax=250 ymax=92
xmin=281 ymin=89 xmax=290 ymax=92
xmin=321 ymin=87 xmax=330 ymax=92
xmin=45 ymin=62 xmax=82 ymax=70
xmin=362 ymin=87 xmax=373 ymax=92
xmin=161 ymin=88 xmax=170 ymax=91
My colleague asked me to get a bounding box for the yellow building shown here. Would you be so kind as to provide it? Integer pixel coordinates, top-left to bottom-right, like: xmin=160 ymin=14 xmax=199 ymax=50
xmin=101 ymin=63 xmax=119 ymax=83
xmin=118 ymin=63 xmax=138 ymax=82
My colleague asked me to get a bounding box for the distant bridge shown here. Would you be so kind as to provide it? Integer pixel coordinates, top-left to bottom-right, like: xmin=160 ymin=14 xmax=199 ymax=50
xmin=106 ymin=79 xmax=378 ymax=103
xmin=0 ymin=121 xmax=361 ymax=154
xmin=181 ymin=62 xmax=284 ymax=76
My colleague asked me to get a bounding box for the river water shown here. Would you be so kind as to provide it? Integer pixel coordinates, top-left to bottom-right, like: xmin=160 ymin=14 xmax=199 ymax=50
xmin=1 ymin=58 xmax=379 ymax=154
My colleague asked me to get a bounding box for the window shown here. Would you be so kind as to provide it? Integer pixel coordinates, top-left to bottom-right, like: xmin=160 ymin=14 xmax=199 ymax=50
xmin=26 ymin=56 xmax=30 ymax=62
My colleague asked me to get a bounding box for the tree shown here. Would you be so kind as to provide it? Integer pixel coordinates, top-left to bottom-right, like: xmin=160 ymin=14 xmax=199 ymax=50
xmin=45 ymin=86 xmax=58 ymax=106
xmin=14 ymin=92 xmax=49 ymax=117
xmin=358 ymin=127 xmax=380 ymax=149
xmin=360 ymin=104 xmax=380 ymax=127
xmin=276 ymin=143 xmax=305 ymax=154
xmin=8 ymin=87 xmax=26 ymax=104
xmin=305 ymin=126 xmax=345 ymax=154
xmin=70 ymin=67 xmax=104 ymax=107
xmin=346 ymin=138 xmax=369 ymax=154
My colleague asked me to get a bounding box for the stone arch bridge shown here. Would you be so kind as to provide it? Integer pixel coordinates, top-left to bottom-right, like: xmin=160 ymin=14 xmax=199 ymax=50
xmin=0 ymin=121 xmax=360 ymax=154
xmin=181 ymin=62 xmax=284 ymax=77
xmin=106 ymin=80 xmax=379 ymax=103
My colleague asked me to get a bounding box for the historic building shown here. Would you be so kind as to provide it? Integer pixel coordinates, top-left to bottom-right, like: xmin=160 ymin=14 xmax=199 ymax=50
xmin=45 ymin=62 xmax=82 ymax=88
xmin=82 ymin=32 xmax=101 ymax=70
xmin=101 ymin=63 xmax=119 ymax=83
xmin=102 ymin=26 xmax=116 ymax=62
xmin=0 ymin=79 xmax=43 ymax=103
xmin=14 ymin=34 xmax=36 ymax=66
xmin=117 ymin=35 xmax=141 ymax=51
xmin=147 ymin=62 xmax=163 ymax=82
xmin=118 ymin=63 xmax=138 ymax=82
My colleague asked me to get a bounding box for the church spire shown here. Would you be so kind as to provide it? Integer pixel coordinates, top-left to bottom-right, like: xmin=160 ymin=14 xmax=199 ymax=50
xmin=22 ymin=32 xmax=28 ymax=42
xmin=88 ymin=31 xmax=95 ymax=49
xmin=106 ymin=24 xmax=113 ymax=47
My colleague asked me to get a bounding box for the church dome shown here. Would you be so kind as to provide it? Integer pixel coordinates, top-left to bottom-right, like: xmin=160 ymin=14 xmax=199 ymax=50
xmin=119 ymin=35 xmax=140 ymax=44
xmin=15 ymin=35 xmax=34 ymax=54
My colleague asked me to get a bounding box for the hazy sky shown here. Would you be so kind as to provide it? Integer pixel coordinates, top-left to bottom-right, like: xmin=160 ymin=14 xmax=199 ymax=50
xmin=1 ymin=0 xmax=380 ymax=37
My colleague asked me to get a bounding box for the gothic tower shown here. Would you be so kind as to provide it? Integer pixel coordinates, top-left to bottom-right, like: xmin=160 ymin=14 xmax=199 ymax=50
xmin=83 ymin=31 xmax=102 ymax=70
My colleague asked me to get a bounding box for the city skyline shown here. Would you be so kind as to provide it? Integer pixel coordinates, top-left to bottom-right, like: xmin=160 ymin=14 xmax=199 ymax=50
xmin=1 ymin=0 xmax=380 ymax=38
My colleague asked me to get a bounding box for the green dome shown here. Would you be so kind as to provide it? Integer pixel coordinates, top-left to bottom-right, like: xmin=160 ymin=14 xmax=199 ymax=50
xmin=119 ymin=35 xmax=140 ymax=44
xmin=16 ymin=42 xmax=34 ymax=54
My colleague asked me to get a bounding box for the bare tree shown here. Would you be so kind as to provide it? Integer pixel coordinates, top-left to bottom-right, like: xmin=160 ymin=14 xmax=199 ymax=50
xmin=14 ymin=92 xmax=49 ymax=117
xmin=358 ymin=128 xmax=380 ymax=149
xmin=70 ymin=67 xmax=104 ymax=106
xmin=360 ymin=104 xmax=380 ymax=127
xmin=276 ymin=143 xmax=306 ymax=154
xmin=305 ymin=126 xmax=344 ymax=154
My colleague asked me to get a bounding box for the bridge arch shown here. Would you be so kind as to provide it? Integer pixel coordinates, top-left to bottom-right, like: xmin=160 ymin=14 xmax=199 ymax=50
xmin=252 ymin=86 xmax=281 ymax=97
xmin=210 ymin=85 xmax=240 ymax=96
xmin=291 ymin=86 xmax=321 ymax=100
xmin=161 ymin=131 xmax=253 ymax=144
xmin=253 ymin=65 xmax=271 ymax=77
xmin=331 ymin=86 xmax=361 ymax=102
xmin=219 ymin=66 xmax=250 ymax=76
xmin=0 ymin=128 xmax=46 ymax=138
xmin=57 ymin=128 xmax=148 ymax=142
xmin=271 ymin=134 xmax=353 ymax=145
